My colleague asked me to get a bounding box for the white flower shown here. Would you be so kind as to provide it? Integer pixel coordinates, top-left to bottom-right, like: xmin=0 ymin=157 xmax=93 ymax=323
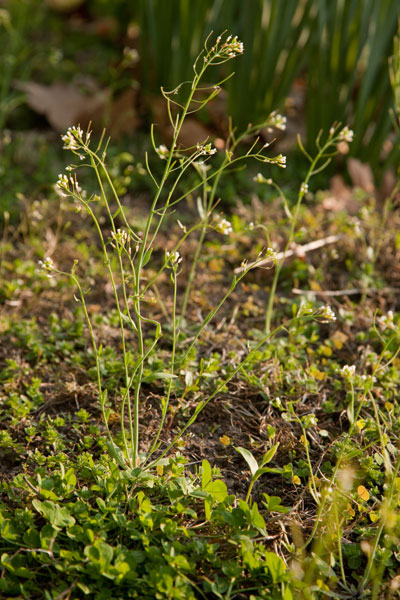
xmin=377 ymin=311 xmax=395 ymax=330
xmin=341 ymin=364 xmax=356 ymax=379
xmin=197 ymin=143 xmax=217 ymax=156
xmin=111 ymin=229 xmax=130 ymax=251
xmin=55 ymin=173 xmax=69 ymax=196
xmin=214 ymin=217 xmax=233 ymax=235
xmin=166 ymin=250 xmax=182 ymax=268
xmin=269 ymin=111 xmax=287 ymax=131
xmin=338 ymin=126 xmax=354 ymax=143
xmin=38 ymin=257 xmax=56 ymax=277
xmin=61 ymin=126 xmax=84 ymax=150
xmin=276 ymin=154 xmax=287 ymax=168
xmin=318 ymin=305 xmax=336 ymax=322
xmin=264 ymin=154 xmax=287 ymax=168
xmin=221 ymin=35 xmax=244 ymax=57
xmin=300 ymin=182 xmax=308 ymax=195
xmin=263 ymin=247 xmax=278 ymax=262
xmin=156 ymin=144 xmax=169 ymax=159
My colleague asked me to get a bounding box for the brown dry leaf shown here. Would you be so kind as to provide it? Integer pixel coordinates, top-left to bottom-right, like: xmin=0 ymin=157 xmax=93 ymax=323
xmin=16 ymin=81 xmax=105 ymax=131
xmin=176 ymin=118 xmax=212 ymax=150
xmin=322 ymin=175 xmax=359 ymax=213
xmin=379 ymin=168 xmax=397 ymax=203
xmin=347 ymin=157 xmax=375 ymax=193
xmin=95 ymin=88 xmax=139 ymax=138
xmin=16 ymin=81 xmax=139 ymax=138
xmin=148 ymin=95 xmax=214 ymax=150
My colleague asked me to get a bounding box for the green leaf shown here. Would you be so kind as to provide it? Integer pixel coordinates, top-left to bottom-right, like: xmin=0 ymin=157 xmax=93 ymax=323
xmin=105 ymin=441 xmax=127 ymax=468
xmin=203 ymin=479 xmax=228 ymax=503
xmin=261 ymin=442 xmax=280 ymax=467
xmin=32 ymin=500 xmax=75 ymax=528
xmin=264 ymin=551 xmax=286 ymax=583
xmin=142 ymin=247 xmax=153 ymax=267
xmin=84 ymin=539 xmax=114 ymax=572
xmin=235 ymin=446 xmax=259 ymax=477
xmin=201 ymin=459 xmax=212 ymax=488
xmin=253 ymin=466 xmax=285 ymax=480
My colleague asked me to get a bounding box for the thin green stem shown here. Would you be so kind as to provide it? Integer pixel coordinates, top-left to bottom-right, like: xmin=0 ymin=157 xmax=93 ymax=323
xmin=265 ymin=132 xmax=339 ymax=333
xmin=148 ymin=268 xmax=179 ymax=455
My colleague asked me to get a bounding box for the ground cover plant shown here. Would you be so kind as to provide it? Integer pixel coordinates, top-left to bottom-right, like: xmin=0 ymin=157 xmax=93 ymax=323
xmin=2 ymin=26 xmax=400 ymax=600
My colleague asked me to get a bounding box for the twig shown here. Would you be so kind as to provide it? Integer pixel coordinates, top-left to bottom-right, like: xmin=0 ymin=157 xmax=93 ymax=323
xmin=292 ymin=287 xmax=400 ymax=297
xmin=234 ymin=234 xmax=344 ymax=274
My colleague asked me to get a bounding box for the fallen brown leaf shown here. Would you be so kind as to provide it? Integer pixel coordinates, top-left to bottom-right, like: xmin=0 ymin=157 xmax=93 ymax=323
xmin=16 ymin=81 xmax=139 ymax=138
xmin=347 ymin=157 xmax=375 ymax=193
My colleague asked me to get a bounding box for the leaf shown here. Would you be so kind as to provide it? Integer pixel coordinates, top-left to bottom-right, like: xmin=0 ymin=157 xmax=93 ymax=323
xmin=261 ymin=442 xmax=280 ymax=467
xmin=203 ymin=479 xmax=228 ymax=503
xmin=347 ymin=158 xmax=375 ymax=194
xmin=235 ymin=446 xmax=259 ymax=477
xmin=201 ymin=459 xmax=228 ymax=520
xmin=84 ymin=539 xmax=114 ymax=572
xmin=253 ymin=466 xmax=285 ymax=480
xmin=201 ymin=459 xmax=212 ymax=489
xmin=15 ymin=81 xmax=139 ymax=137
xmin=264 ymin=551 xmax=286 ymax=584
xmin=32 ymin=500 xmax=75 ymax=528
xmin=142 ymin=247 xmax=153 ymax=267
xmin=197 ymin=195 xmax=205 ymax=220
xmin=106 ymin=441 xmax=127 ymax=468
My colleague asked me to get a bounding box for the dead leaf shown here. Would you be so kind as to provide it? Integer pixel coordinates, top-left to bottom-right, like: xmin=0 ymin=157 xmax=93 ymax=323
xmin=379 ymin=168 xmax=397 ymax=203
xmin=16 ymin=81 xmax=139 ymax=138
xmin=95 ymin=88 xmax=139 ymax=138
xmin=16 ymin=81 xmax=105 ymax=131
xmin=322 ymin=175 xmax=359 ymax=213
xmin=148 ymin=94 xmax=215 ymax=150
xmin=176 ymin=118 xmax=213 ymax=150
xmin=347 ymin=157 xmax=375 ymax=193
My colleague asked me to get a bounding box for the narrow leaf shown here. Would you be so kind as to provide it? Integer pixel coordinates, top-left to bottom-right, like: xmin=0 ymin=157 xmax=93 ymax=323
xmin=235 ymin=446 xmax=259 ymax=477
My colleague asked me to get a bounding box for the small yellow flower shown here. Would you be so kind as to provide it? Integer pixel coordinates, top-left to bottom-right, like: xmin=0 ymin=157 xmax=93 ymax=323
xmin=357 ymin=485 xmax=370 ymax=501
xmin=219 ymin=435 xmax=231 ymax=446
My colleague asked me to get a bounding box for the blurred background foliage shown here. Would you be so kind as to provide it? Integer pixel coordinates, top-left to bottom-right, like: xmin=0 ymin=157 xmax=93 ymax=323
xmin=1 ymin=0 xmax=400 ymax=214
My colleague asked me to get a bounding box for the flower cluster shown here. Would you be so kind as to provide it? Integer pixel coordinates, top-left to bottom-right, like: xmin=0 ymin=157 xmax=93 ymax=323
xmin=38 ymin=257 xmax=56 ymax=277
xmin=165 ymin=250 xmax=182 ymax=268
xmin=216 ymin=34 xmax=244 ymax=58
xmin=253 ymin=173 xmax=272 ymax=185
xmin=111 ymin=229 xmax=131 ymax=252
xmin=55 ymin=172 xmax=82 ymax=198
xmin=264 ymin=154 xmax=287 ymax=168
xmin=269 ymin=111 xmax=287 ymax=131
xmin=338 ymin=126 xmax=354 ymax=143
xmin=197 ymin=143 xmax=217 ymax=156
xmin=263 ymin=247 xmax=278 ymax=262
xmin=156 ymin=144 xmax=169 ymax=159
xmin=300 ymin=182 xmax=309 ymax=195
xmin=61 ymin=126 xmax=84 ymax=150
xmin=317 ymin=305 xmax=336 ymax=322
xmin=377 ymin=310 xmax=395 ymax=330
xmin=341 ymin=364 xmax=356 ymax=379
xmin=214 ymin=216 xmax=233 ymax=235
